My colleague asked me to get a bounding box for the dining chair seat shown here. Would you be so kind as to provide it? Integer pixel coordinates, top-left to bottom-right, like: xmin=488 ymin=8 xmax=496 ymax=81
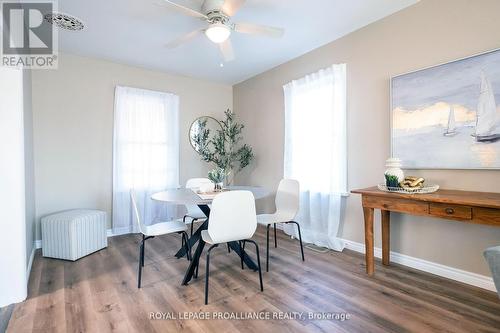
xmin=184 ymin=178 xmax=212 ymax=236
xmin=257 ymin=213 xmax=290 ymax=225
xmin=256 ymin=179 xmax=304 ymax=272
xmin=200 ymin=230 xmax=215 ymax=244
xmin=130 ymin=190 xmax=191 ymax=289
xmin=200 ymin=190 xmax=263 ymax=304
xmin=185 ymin=212 xmax=207 ymax=220
xmin=144 ymin=219 xmax=188 ymax=237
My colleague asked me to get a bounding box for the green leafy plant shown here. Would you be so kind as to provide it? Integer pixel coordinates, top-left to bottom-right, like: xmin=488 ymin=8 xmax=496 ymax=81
xmin=196 ymin=109 xmax=254 ymax=183
xmin=385 ymin=174 xmax=400 ymax=188
xmin=208 ymin=168 xmax=226 ymax=184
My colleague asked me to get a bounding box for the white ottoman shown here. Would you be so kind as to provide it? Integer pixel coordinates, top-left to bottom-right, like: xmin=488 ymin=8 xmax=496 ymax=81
xmin=41 ymin=209 xmax=107 ymax=261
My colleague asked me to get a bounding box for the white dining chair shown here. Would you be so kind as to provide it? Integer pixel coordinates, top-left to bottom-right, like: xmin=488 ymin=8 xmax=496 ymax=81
xmin=184 ymin=178 xmax=213 ymax=236
xmin=130 ymin=190 xmax=191 ymax=288
xmin=201 ymin=190 xmax=263 ymax=304
xmin=257 ymin=179 xmax=304 ymax=272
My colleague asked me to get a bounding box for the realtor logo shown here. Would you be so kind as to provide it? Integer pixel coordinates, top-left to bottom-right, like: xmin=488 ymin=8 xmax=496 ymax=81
xmin=1 ymin=1 xmax=58 ymax=68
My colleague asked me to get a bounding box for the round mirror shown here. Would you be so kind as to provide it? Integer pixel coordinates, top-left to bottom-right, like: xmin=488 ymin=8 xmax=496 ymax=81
xmin=189 ymin=116 xmax=222 ymax=153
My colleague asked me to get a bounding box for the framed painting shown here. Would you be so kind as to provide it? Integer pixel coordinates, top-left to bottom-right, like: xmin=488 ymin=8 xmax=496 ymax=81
xmin=391 ymin=48 xmax=500 ymax=169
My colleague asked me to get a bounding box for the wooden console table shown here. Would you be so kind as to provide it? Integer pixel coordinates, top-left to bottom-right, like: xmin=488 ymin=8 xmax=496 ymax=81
xmin=351 ymin=187 xmax=500 ymax=275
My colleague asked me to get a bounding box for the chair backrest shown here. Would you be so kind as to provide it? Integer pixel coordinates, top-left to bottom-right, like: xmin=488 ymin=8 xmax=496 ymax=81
xmin=207 ymin=191 xmax=257 ymax=243
xmin=186 ymin=178 xmax=212 ymax=189
xmin=185 ymin=178 xmax=213 ymax=216
xmin=130 ymin=189 xmax=146 ymax=234
xmin=275 ymin=179 xmax=300 ymax=221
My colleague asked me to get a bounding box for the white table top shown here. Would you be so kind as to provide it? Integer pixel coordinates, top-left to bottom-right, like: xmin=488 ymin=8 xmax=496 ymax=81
xmin=151 ymin=185 xmax=270 ymax=205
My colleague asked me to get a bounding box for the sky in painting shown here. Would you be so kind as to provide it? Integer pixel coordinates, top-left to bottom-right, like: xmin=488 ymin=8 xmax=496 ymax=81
xmin=392 ymin=49 xmax=500 ymax=169
xmin=392 ymin=49 xmax=500 ymax=111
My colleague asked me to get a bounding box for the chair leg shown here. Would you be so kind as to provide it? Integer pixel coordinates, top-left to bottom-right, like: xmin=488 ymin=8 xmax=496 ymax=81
xmin=239 ymin=241 xmax=245 ymax=270
xmin=274 ymin=223 xmax=277 ymax=248
xmin=141 ymin=235 xmax=146 ymax=267
xmin=182 ymin=232 xmax=191 ymax=261
xmin=286 ymin=221 xmax=305 ymax=261
xmin=227 ymin=243 xmax=231 ymax=253
xmin=191 ymin=218 xmax=196 ymax=237
xmin=266 ymin=224 xmax=270 ymax=272
xmin=187 ymin=232 xmax=192 ymax=261
xmin=245 ymin=239 xmax=264 ymax=292
xmin=138 ymin=238 xmax=144 ymax=288
xmin=181 ymin=233 xmax=185 ymax=252
xmin=137 ymin=235 xmax=154 ymax=289
xmin=205 ymin=244 xmax=219 ymax=305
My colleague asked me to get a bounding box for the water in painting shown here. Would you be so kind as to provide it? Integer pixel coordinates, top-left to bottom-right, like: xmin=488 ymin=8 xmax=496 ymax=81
xmin=392 ymin=49 xmax=500 ymax=169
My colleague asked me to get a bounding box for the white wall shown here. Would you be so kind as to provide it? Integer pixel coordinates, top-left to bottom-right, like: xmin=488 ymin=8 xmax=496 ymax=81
xmin=0 ymin=66 xmax=28 ymax=307
xmin=32 ymin=53 xmax=233 ymax=238
xmin=24 ymin=68 xmax=35 ymax=269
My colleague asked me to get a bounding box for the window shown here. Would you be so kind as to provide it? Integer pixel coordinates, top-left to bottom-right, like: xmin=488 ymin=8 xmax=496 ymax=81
xmin=112 ymin=86 xmax=179 ymax=232
xmin=283 ymin=64 xmax=347 ymax=250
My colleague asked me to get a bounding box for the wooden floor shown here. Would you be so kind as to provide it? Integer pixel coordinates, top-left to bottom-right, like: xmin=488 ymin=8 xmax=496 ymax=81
xmin=0 ymin=304 xmax=14 ymax=333
xmin=7 ymin=225 xmax=500 ymax=333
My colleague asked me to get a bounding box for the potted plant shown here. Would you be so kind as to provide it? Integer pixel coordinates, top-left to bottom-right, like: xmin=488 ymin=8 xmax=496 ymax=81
xmin=195 ymin=109 xmax=254 ymax=184
xmin=208 ymin=168 xmax=226 ymax=191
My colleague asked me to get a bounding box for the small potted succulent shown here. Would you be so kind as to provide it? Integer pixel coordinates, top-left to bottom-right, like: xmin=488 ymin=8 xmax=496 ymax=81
xmin=208 ymin=168 xmax=226 ymax=191
xmin=384 ymin=157 xmax=404 ymax=189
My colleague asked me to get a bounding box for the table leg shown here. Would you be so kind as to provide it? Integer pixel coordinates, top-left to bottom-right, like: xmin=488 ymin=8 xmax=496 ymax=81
xmin=182 ymin=239 xmax=205 ymax=285
xmin=228 ymin=241 xmax=258 ymax=271
xmin=363 ymin=207 xmax=374 ymax=275
xmin=175 ymin=219 xmax=207 ymax=258
xmin=175 ymin=204 xmax=210 ymax=259
xmin=381 ymin=210 xmax=390 ymax=266
xmin=181 ymin=204 xmax=210 ymax=284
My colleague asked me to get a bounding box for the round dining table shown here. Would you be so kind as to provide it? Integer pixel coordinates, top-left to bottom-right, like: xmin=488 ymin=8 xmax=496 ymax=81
xmin=151 ymin=186 xmax=269 ymax=285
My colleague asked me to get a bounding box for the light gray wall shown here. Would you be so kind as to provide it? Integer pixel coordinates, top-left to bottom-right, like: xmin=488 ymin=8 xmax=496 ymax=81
xmin=32 ymin=53 xmax=233 ymax=239
xmin=233 ymin=0 xmax=500 ymax=276
xmin=23 ymin=68 xmax=35 ymax=267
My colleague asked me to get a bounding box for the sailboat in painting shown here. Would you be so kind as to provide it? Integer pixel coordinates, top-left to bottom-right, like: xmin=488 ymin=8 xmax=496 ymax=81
xmin=474 ymin=72 xmax=500 ymax=142
xmin=443 ymin=106 xmax=457 ymax=136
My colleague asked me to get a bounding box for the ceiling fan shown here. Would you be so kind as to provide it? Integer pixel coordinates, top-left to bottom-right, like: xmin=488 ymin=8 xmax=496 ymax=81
xmin=160 ymin=0 xmax=284 ymax=62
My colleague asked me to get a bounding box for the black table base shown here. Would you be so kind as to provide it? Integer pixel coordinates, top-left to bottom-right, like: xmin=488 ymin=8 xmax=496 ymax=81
xmin=176 ymin=204 xmax=258 ymax=285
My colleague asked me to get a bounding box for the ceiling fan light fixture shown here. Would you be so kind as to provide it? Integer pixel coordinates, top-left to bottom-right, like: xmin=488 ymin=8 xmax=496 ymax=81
xmin=205 ymin=23 xmax=231 ymax=43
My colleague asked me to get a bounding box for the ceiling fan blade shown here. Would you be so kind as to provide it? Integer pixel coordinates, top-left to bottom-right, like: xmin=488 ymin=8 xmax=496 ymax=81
xmin=234 ymin=22 xmax=284 ymax=38
xmin=219 ymin=39 xmax=235 ymax=62
xmin=222 ymin=0 xmax=246 ymax=17
xmin=166 ymin=29 xmax=204 ymax=48
xmin=159 ymin=0 xmax=207 ymax=19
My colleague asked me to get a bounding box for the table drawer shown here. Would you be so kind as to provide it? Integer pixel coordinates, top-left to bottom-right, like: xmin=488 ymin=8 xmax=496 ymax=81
xmin=472 ymin=207 xmax=500 ymax=226
xmin=362 ymin=195 xmax=429 ymax=215
xmin=429 ymin=203 xmax=472 ymax=220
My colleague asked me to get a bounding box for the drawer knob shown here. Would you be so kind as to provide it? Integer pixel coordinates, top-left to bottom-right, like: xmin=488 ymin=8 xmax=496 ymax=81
xmin=445 ymin=208 xmax=454 ymax=214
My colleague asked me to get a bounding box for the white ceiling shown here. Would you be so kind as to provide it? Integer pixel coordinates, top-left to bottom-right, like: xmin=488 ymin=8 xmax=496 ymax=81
xmin=57 ymin=0 xmax=418 ymax=84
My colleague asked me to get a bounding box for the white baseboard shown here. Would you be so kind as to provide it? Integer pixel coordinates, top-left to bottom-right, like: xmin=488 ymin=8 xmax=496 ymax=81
xmin=106 ymin=227 xmax=133 ymax=237
xmin=341 ymin=239 xmax=496 ymax=292
xmin=26 ymin=244 xmax=36 ymax=279
xmin=34 ymin=228 xmax=132 ymax=250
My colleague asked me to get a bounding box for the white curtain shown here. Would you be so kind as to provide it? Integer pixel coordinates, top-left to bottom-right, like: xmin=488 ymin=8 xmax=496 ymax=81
xmin=113 ymin=86 xmax=180 ymax=234
xmin=283 ymin=64 xmax=347 ymax=251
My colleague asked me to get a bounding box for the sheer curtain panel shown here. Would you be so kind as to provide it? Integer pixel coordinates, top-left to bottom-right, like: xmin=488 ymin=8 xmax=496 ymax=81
xmin=113 ymin=86 xmax=180 ymax=234
xmin=283 ymin=64 xmax=347 ymax=251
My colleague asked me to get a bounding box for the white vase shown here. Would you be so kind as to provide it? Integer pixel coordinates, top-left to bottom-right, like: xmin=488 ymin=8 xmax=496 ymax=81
xmin=384 ymin=157 xmax=404 ymax=186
